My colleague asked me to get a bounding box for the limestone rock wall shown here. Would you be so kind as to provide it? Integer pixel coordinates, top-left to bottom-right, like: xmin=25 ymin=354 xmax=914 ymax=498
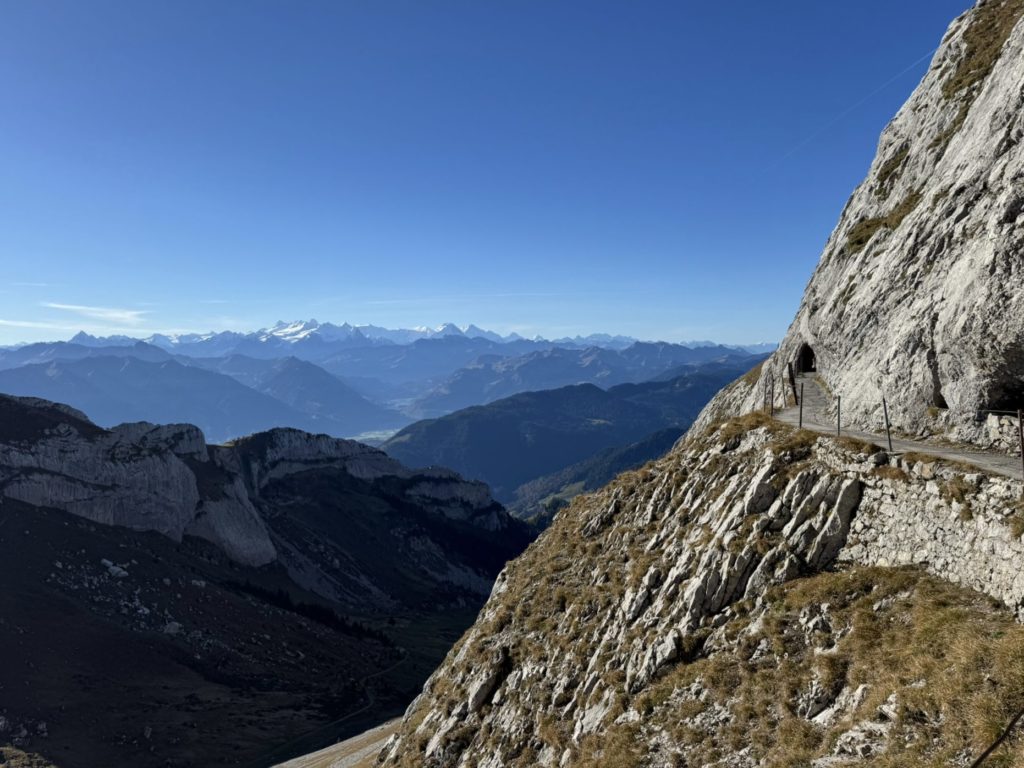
xmin=0 ymin=403 xmax=277 ymax=566
xmin=695 ymin=0 xmax=1024 ymax=443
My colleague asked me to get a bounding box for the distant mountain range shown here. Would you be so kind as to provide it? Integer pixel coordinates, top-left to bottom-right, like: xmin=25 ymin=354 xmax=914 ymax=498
xmin=65 ymin=319 xmax=774 ymax=356
xmin=0 ymin=353 xmax=408 ymax=443
xmin=383 ymin=358 xmax=761 ymax=505
xmin=408 ymin=343 xmax=760 ymax=417
xmin=0 ymin=325 xmax=770 ymax=444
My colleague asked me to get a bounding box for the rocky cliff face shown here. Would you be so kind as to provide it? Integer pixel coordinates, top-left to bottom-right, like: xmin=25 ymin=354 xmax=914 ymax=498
xmin=0 ymin=394 xmax=275 ymax=565
xmin=377 ymin=416 xmax=1024 ymax=766
xmin=0 ymin=393 xmax=529 ymax=608
xmin=696 ymin=0 xmax=1024 ymax=446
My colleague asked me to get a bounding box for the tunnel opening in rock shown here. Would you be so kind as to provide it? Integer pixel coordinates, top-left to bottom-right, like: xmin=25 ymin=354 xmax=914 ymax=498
xmin=983 ymin=378 xmax=1024 ymax=415
xmin=796 ymin=343 xmax=817 ymax=374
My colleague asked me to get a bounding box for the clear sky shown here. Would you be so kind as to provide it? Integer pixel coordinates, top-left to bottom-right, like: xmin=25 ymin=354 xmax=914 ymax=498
xmin=0 ymin=0 xmax=970 ymax=345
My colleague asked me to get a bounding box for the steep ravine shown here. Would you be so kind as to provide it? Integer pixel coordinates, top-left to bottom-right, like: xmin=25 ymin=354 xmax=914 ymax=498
xmin=377 ymin=415 xmax=1024 ymax=766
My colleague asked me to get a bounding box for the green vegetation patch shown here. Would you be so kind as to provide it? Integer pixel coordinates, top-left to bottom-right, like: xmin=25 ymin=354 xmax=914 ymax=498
xmin=875 ymin=145 xmax=909 ymax=200
xmin=843 ymin=190 xmax=923 ymax=256
xmin=942 ymin=0 xmax=1024 ymax=100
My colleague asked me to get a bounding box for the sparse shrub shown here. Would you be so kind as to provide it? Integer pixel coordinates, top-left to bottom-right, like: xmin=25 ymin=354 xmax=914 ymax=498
xmin=872 ymin=465 xmax=910 ymax=483
xmin=770 ymin=429 xmax=818 ymax=457
xmin=876 ymin=145 xmax=909 ymax=199
xmin=843 ymin=190 xmax=923 ymax=256
xmin=835 ymin=435 xmax=883 ymax=456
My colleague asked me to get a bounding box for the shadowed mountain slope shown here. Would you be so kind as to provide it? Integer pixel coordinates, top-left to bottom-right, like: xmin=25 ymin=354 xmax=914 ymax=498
xmin=383 ymin=362 xmax=751 ymax=502
xmin=0 ymin=393 xmax=534 ymax=766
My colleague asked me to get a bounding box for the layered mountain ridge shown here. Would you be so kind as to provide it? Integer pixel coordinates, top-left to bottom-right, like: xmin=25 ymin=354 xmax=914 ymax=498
xmin=383 ymin=360 xmax=757 ymax=505
xmin=0 ymin=335 xmax=762 ymax=443
xmin=0 ymin=392 xmax=538 ymax=767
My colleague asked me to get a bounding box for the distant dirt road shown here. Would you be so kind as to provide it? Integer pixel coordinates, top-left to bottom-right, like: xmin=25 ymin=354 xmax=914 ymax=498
xmin=272 ymin=718 xmax=399 ymax=768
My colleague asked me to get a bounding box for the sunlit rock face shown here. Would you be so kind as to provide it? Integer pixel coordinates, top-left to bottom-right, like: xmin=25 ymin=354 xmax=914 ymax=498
xmin=376 ymin=417 xmax=1024 ymax=767
xmin=694 ymin=0 xmax=1024 ymax=448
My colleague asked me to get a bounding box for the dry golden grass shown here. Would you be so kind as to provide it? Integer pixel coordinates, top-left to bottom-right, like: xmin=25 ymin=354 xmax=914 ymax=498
xmin=931 ymin=0 xmax=1024 ymax=157
xmin=580 ymin=567 xmax=1024 ymax=767
xmin=942 ymin=0 xmax=1024 ymax=100
xmin=872 ymin=465 xmax=910 ymax=483
xmin=0 ymin=749 xmax=59 ymax=768
xmin=770 ymin=428 xmax=819 ymax=457
xmin=384 ymin=414 xmax=1024 ymax=767
xmin=903 ymin=451 xmax=979 ymax=476
xmin=843 ymin=190 xmax=924 ymax=256
xmin=741 ymin=360 xmax=766 ymax=387
xmin=707 ymin=411 xmax=779 ymax=444
xmin=876 ymin=145 xmax=910 ymax=199
xmin=834 ymin=435 xmax=883 ymax=457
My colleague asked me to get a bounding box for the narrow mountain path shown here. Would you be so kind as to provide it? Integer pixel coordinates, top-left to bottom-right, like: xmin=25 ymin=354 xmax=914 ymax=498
xmin=270 ymin=718 xmax=400 ymax=768
xmin=777 ymin=374 xmax=1024 ymax=480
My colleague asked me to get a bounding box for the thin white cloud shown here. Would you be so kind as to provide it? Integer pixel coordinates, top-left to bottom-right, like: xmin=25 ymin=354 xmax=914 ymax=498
xmin=42 ymin=302 xmax=149 ymax=325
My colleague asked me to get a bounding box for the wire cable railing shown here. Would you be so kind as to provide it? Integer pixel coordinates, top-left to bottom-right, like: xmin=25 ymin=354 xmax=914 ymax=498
xmin=757 ymin=369 xmax=1024 ymax=481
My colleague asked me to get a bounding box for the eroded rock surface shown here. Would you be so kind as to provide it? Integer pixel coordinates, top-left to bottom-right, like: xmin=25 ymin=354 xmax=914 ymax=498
xmin=0 ymin=394 xmax=528 ymax=605
xmin=376 ymin=416 xmax=1024 ymax=767
xmin=694 ymin=0 xmax=1024 ymax=446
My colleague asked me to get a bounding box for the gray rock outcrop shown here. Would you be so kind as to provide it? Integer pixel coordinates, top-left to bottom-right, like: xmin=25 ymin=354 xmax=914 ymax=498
xmin=0 ymin=399 xmax=275 ymax=565
xmin=695 ymin=0 xmax=1024 ymax=445
xmin=373 ymin=4 xmax=1024 ymax=766
xmin=0 ymin=394 xmax=516 ymax=570
xmin=377 ymin=417 xmax=1024 ymax=767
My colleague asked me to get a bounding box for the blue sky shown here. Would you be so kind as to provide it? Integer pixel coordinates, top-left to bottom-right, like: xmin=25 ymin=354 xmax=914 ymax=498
xmin=0 ymin=0 xmax=969 ymax=345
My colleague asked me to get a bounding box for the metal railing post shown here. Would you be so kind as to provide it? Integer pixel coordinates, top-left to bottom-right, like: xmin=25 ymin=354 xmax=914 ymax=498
xmin=837 ymin=396 xmax=841 ymax=437
xmin=1018 ymin=409 xmax=1023 ymax=484
xmin=883 ymin=397 xmax=893 ymax=452
xmin=799 ymin=383 xmax=804 ymax=428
